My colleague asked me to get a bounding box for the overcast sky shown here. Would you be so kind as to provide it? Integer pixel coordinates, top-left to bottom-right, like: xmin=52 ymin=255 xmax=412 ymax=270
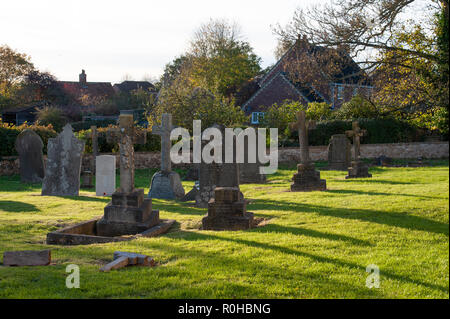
xmin=1 ymin=0 xmax=319 ymax=84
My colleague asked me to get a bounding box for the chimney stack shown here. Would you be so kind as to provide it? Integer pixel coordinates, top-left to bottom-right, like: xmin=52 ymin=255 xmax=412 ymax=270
xmin=79 ymin=69 xmax=87 ymax=86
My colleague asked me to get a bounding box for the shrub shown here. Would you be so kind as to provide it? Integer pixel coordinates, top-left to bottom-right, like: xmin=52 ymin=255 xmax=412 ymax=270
xmin=35 ymin=106 xmax=67 ymax=132
xmin=288 ymin=118 xmax=426 ymax=146
xmin=332 ymin=95 xmax=380 ymax=120
xmin=0 ymin=121 xmax=57 ymax=156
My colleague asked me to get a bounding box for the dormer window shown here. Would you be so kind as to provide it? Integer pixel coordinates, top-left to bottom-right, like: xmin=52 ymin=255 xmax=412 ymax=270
xmin=337 ymin=85 xmax=344 ymax=100
xmin=251 ymin=112 xmax=265 ymax=124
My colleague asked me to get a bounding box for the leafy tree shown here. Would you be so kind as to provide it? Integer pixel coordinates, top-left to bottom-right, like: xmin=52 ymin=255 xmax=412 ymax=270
xmin=36 ymin=106 xmax=67 ymax=132
xmin=333 ymin=95 xmax=380 ymax=120
xmin=306 ymin=102 xmax=332 ymax=121
xmin=0 ymin=45 xmax=34 ymax=109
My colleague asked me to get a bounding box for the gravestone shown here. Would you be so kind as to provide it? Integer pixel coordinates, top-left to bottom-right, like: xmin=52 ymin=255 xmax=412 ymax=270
xmin=195 ymin=124 xmax=241 ymax=208
xmin=81 ymin=125 xmax=98 ymax=188
xmin=239 ymin=135 xmax=267 ymax=184
xmin=202 ymin=187 xmax=254 ymax=231
xmin=42 ymin=124 xmax=85 ymax=196
xmin=96 ymin=114 xmax=160 ymax=237
xmin=14 ymin=129 xmax=45 ymax=183
xmin=289 ymin=111 xmax=326 ymax=191
xmin=345 ymin=121 xmax=372 ymax=179
xmin=96 ymin=155 xmax=116 ymax=196
xmin=325 ymin=134 xmax=351 ymax=170
xmin=148 ymin=113 xmax=185 ymax=200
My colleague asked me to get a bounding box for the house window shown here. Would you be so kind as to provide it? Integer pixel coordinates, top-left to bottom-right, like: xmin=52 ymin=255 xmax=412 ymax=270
xmin=251 ymin=112 xmax=265 ymax=124
xmin=337 ymin=85 xmax=344 ymax=100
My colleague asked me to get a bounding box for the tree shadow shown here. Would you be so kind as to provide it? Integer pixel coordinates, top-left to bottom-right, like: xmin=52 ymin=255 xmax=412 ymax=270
xmin=46 ymin=195 xmax=110 ymax=203
xmin=186 ymin=231 xmax=448 ymax=294
xmin=0 ymin=200 xmax=40 ymax=213
xmin=251 ymin=223 xmax=373 ymax=246
xmin=325 ymin=189 xmax=442 ymax=199
xmin=250 ymin=199 xmax=449 ymax=236
xmin=333 ymin=179 xmax=415 ymax=185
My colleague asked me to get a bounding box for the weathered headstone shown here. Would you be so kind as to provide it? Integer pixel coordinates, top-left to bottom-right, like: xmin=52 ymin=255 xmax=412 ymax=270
xmin=148 ymin=113 xmax=185 ymax=200
xmin=96 ymin=155 xmax=116 ymax=196
xmin=325 ymin=134 xmax=351 ymax=170
xmin=289 ymin=111 xmax=326 ymax=191
xmin=239 ymin=135 xmax=267 ymax=184
xmin=3 ymin=250 xmax=51 ymax=266
xmin=345 ymin=121 xmax=372 ymax=179
xmin=96 ymin=114 xmax=161 ymax=237
xmin=195 ymin=124 xmax=241 ymax=208
xmin=42 ymin=124 xmax=85 ymax=196
xmin=202 ymin=187 xmax=254 ymax=230
xmin=14 ymin=129 xmax=45 ymax=183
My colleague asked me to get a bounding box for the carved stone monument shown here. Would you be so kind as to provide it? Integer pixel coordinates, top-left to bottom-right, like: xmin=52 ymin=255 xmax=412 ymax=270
xmin=325 ymin=134 xmax=351 ymax=171
xmin=81 ymin=125 xmax=98 ymax=188
xmin=96 ymin=114 xmax=160 ymax=237
xmin=289 ymin=111 xmax=326 ymax=191
xmin=345 ymin=121 xmax=372 ymax=179
xmin=15 ymin=129 xmax=45 ymax=183
xmin=148 ymin=113 xmax=185 ymax=200
xmin=42 ymin=124 xmax=85 ymax=196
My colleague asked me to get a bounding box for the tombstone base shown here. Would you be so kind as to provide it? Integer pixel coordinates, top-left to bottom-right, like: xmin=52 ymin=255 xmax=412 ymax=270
xmin=202 ymin=187 xmax=254 ymax=231
xmin=96 ymin=188 xmax=160 ymax=237
xmin=148 ymin=171 xmax=185 ymax=200
xmin=345 ymin=161 xmax=372 ymax=179
xmin=291 ymin=163 xmax=327 ymax=192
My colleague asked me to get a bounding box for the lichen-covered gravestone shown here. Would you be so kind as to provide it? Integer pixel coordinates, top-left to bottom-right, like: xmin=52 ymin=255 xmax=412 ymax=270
xmin=15 ymin=129 xmax=45 ymax=183
xmin=195 ymin=124 xmax=241 ymax=208
xmin=325 ymin=134 xmax=351 ymax=171
xmin=239 ymin=134 xmax=267 ymax=184
xmin=41 ymin=124 xmax=85 ymax=196
xmin=148 ymin=113 xmax=185 ymax=200
xmin=345 ymin=121 xmax=372 ymax=179
xmin=289 ymin=111 xmax=326 ymax=191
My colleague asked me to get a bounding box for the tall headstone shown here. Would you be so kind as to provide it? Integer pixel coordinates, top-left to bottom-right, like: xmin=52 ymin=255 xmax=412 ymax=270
xmin=148 ymin=113 xmax=185 ymax=200
xmin=345 ymin=121 xmax=372 ymax=179
xmin=239 ymin=135 xmax=267 ymax=184
xmin=96 ymin=114 xmax=160 ymax=237
xmin=289 ymin=111 xmax=326 ymax=191
xmin=325 ymin=134 xmax=351 ymax=170
xmin=42 ymin=124 xmax=85 ymax=196
xmin=15 ymin=129 xmax=45 ymax=183
xmin=96 ymin=155 xmax=116 ymax=196
xmin=195 ymin=124 xmax=241 ymax=208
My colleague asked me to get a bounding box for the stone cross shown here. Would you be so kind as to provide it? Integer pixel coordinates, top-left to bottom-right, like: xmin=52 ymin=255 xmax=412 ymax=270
xmin=106 ymin=114 xmax=146 ymax=193
xmin=345 ymin=121 xmax=367 ymax=160
xmin=289 ymin=111 xmax=316 ymax=164
xmin=152 ymin=113 xmax=174 ymax=173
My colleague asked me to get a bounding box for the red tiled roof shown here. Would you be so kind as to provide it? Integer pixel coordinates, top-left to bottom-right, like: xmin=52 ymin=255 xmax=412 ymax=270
xmin=57 ymin=81 xmax=115 ymax=101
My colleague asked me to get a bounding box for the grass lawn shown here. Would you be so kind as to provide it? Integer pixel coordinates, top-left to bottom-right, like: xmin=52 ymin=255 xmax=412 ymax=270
xmin=0 ymin=162 xmax=448 ymax=298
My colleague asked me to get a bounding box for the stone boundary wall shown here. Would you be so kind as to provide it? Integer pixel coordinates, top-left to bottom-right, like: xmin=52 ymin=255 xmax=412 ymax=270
xmin=1 ymin=141 xmax=448 ymax=176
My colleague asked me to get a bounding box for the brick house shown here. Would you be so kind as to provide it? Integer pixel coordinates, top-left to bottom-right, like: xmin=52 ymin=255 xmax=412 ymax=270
xmin=242 ymin=37 xmax=373 ymax=124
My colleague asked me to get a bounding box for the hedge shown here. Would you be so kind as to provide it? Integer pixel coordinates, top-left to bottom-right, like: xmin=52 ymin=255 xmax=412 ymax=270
xmin=71 ymin=119 xmax=118 ymax=132
xmin=286 ymin=118 xmax=427 ymax=147
xmin=0 ymin=122 xmax=57 ymax=157
xmin=77 ymin=127 xmax=161 ymax=153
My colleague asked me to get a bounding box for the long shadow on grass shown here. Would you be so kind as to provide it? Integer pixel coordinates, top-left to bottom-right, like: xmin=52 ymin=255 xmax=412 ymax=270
xmin=43 ymin=195 xmax=110 ymax=203
xmin=250 ymin=199 xmax=449 ymax=236
xmin=139 ymin=232 xmax=384 ymax=298
xmin=0 ymin=200 xmax=40 ymax=212
xmin=252 ymin=224 xmax=373 ymax=246
xmin=325 ymin=189 xmax=443 ymax=199
xmin=182 ymin=231 xmax=448 ymax=294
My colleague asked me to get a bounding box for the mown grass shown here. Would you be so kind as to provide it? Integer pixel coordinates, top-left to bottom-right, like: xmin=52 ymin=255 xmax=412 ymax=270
xmin=0 ymin=162 xmax=448 ymax=298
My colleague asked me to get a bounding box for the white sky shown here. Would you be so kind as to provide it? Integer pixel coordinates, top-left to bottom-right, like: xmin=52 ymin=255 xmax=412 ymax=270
xmin=1 ymin=0 xmax=316 ymax=84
